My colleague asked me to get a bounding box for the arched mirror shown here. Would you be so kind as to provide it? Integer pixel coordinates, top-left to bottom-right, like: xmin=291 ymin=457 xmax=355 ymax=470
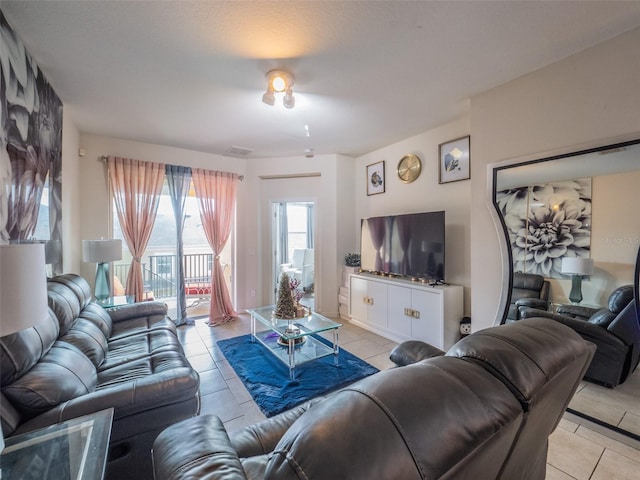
xmin=492 ymin=137 xmax=640 ymax=440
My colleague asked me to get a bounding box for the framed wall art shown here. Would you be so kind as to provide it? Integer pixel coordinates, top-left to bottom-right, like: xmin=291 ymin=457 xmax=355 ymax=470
xmin=439 ymin=136 xmax=470 ymax=184
xmin=367 ymin=160 xmax=385 ymax=195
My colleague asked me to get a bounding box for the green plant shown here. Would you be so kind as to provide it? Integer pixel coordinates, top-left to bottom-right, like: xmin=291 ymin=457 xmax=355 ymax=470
xmin=345 ymin=252 xmax=361 ymax=267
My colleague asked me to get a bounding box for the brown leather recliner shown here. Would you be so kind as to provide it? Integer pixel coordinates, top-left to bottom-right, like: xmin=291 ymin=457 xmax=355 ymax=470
xmin=520 ymin=284 xmax=640 ymax=387
xmin=152 ymin=318 xmax=594 ymax=480
xmin=506 ymin=272 xmax=550 ymax=322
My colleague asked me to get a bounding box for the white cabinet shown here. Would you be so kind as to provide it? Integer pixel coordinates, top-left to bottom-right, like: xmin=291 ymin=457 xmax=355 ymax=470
xmin=349 ymin=274 xmax=463 ymax=350
xmin=338 ymin=266 xmax=358 ymax=320
xmin=350 ymin=275 xmax=388 ymax=329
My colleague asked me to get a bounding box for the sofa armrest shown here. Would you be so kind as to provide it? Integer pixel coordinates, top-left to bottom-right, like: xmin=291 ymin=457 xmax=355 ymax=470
xmin=556 ymin=304 xmax=598 ymax=320
xmin=518 ymin=307 xmax=568 ymax=322
xmin=229 ymin=397 xmax=323 ymax=457
xmin=389 ymin=340 xmax=445 ymax=366
xmin=607 ymin=301 xmax=639 ymax=345
xmin=15 ymin=363 xmax=199 ymax=433
xmin=515 ymin=298 xmax=548 ymax=310
xmin=153 ymin=415 xmax=247 ymax=480
xmin=107 ymin=301 xmax=168 ymax=322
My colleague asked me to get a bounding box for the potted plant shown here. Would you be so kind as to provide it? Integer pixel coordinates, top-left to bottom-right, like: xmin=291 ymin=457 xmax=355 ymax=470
xmin=344 ymin=252 xmax=361 ymax=277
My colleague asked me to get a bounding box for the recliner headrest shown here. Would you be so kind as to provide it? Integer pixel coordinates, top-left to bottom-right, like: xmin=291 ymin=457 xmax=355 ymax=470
xmin=446 ymin=318 xmax=592 ymax=407
xmin=608 ymin=285 xmax=634 ymax=313
xmin=512 ymin=272 xmax=545 ymax=291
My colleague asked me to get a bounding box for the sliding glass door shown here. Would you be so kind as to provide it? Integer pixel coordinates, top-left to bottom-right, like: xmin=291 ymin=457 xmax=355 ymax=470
xmin=113 ymin=179 xmax=234 ymax=320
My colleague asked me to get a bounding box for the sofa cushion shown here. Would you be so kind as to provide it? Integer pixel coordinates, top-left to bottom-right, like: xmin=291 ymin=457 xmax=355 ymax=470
xmin=0 ymin=310 xmax=60 ymax=385
xmin=3 ymin=341 xmax=97 ymax=419
xmin=100 ymin=329 xmax=183 ymax=370
xmin=78 ymin=303 xmax=114 ymax=338
xmin=59 ymin=318 xmax=109 ymax=367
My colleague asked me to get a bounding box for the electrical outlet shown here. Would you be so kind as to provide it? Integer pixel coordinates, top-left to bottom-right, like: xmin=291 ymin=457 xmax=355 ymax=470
xmin=250 ymin=289 xmax=256 ymax=297
xmin=460 ymin=323 xmax=472 ymax=335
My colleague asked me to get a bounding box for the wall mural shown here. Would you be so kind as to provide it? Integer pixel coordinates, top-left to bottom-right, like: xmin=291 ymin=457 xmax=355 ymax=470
xmin=0 ymin=11 xmax=63 ymax=273
xmin=496 ymin=178 xmax=592 ymax=278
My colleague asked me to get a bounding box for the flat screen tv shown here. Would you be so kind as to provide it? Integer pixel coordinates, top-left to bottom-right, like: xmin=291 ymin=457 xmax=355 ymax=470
xmin=360 ymin=211 xmax=445 ymax=282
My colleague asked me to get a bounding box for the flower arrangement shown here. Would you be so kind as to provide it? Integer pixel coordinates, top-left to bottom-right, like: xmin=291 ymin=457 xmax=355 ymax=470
xmin=289 ymin=277 xmax=304 ymax=304
xmin=345 ymin=252 xmax=361 ymax=267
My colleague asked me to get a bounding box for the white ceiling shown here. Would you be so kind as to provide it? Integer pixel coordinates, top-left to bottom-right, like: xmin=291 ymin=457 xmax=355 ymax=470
xmin=3 ymin=1 xmax=640 ymax=159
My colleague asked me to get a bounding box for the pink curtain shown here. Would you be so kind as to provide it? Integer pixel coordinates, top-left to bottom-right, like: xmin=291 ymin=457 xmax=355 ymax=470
xmin=108 ymin=157 xmax=164 ymax=302
xmin=192 ymin=169 xmax=239 ymax=326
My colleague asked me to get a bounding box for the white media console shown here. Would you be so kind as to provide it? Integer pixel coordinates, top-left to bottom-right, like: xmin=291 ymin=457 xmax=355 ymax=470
xmin=348 ymin=273 xmax=463 ymax=351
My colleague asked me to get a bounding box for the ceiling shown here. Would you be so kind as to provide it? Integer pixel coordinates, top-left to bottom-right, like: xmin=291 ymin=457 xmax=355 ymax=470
xmin=3 ymin=1 xmax=640 ymax=159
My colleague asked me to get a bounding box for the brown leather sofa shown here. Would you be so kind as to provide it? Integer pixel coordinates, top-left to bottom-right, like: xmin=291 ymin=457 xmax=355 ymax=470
xmin=152 ymin=318 xmax=594 ymax=480
xmin=0 ymin=274 xmax=200 ymax=480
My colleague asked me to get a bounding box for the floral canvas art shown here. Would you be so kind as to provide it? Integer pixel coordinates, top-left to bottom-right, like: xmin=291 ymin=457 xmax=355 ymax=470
xmin=496 ymin=178 xmax=592 ymax=278
xmin=1 ymin=12 xmax=63 ymax=272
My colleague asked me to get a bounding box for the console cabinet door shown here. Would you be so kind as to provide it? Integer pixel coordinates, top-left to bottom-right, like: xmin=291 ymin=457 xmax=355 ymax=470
xmin=387 ymin=285 xmax=412 ymax=338
xmin=366 ymin=280 xmax=388 ymax=328
xmin=411 ymin=289 xmax=443 ymax=348
xmin=350 ymin=276 xmax=368 ymax=323
xmin=349 ymin=276 xmax=388 ymax=329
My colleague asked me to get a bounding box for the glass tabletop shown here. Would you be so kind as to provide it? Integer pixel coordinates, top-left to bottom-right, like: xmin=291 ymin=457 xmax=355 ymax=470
xmin=247 ymin=305 xmax=341 ymax=339
xmin=96 ymin=295 xmax=134 ymax=309
xmin=1 ymin=408 xmax=113 ymax=480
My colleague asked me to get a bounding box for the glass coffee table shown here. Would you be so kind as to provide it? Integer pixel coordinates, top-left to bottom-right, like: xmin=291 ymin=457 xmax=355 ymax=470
xmin=247 ymin=306 xmax=342 ymax=379
xmin=1 ymin=408 xmax=113 ymax=480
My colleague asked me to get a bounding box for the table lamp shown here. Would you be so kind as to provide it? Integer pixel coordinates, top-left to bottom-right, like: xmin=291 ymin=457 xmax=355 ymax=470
xmin=82 ymin=239 xmax=122 ymax=301
xmin=0 ymin=243 xmax=49 ymax=451
xmin=561 ymin=257 xmax=594 ymax=304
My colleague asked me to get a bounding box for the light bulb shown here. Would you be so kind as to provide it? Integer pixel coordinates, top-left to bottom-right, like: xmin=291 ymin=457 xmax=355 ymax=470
xmin=272 ymin=76 xmax=286 ymax=92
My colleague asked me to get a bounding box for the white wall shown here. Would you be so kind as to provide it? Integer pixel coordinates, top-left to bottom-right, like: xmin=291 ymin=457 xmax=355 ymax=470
xmin=355 ymin=116 xmax=472 ymax=314
xmin=470 ymin=26 xmax=640 ymax=332
xmin=61 ymin=114 xmax=81 ymax=273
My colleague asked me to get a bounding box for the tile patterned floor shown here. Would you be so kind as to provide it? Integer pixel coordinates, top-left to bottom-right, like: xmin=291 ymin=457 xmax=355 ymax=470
xmin=177 ymin=313 xmax=640 ymax=479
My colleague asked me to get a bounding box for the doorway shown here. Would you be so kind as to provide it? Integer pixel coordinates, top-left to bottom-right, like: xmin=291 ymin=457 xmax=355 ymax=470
xmin=272 ymin=201 xmax=315 ymax=310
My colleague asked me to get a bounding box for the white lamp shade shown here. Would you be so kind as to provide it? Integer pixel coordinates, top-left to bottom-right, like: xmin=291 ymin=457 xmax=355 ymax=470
xmin=82 ymin=239 xmax=122 ymax=263
xmin=561 ymin=257 xmax=594 ymax=276
xmin=0 ymin=243 xmax=48 ymax=336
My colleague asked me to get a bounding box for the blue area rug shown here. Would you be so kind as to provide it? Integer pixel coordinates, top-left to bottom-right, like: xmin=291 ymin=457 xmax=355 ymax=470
xmin=217 ymin=333 xmax=379 ymax=417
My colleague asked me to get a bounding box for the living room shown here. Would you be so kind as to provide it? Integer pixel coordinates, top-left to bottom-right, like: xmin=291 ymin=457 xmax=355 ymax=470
xmin=2 ymin=2 xmax=640 ymax=479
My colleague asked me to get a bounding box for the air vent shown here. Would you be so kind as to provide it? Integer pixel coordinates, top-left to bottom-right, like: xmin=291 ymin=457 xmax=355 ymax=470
xmin=598 ymin=147 xmax=626 ymax=155
xmin=226 ymin=146 xmax=253 ymax=156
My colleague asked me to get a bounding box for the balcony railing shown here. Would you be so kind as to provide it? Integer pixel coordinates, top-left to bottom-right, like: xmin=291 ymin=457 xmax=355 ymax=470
xmin=114 ymin=253 xmax=213 ymax=299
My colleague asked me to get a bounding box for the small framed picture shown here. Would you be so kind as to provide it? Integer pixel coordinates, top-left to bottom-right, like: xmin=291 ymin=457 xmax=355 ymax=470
xmin=439 ymin=136 xmax=470 ymax=184
xmin=366 ymin=160 xmax=385 ymax=195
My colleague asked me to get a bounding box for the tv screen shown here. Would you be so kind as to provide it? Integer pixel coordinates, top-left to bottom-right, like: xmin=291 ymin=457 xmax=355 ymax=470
xmin=360 ymin=211 xmax=445 ymax=282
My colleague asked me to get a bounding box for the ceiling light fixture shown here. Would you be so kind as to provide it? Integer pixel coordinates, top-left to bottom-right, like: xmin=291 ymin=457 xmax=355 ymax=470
xmin=262 ymin=70 xmax=295 ymax=109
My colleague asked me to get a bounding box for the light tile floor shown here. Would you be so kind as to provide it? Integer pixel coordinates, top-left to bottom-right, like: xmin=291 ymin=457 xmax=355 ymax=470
xmin=176 ymin=313 xmax=640 ymax=479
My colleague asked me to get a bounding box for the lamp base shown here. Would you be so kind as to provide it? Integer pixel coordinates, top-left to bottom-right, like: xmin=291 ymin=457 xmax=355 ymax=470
xmin=569 ymin=274 xmax=583 ymax=304
xmin=95 ymin=262 xmax=111 ymax=301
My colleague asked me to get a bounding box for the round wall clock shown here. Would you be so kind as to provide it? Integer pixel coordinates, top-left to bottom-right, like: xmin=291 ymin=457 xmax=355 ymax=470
xmin=397 ymin=154 xmax=422 ymax=183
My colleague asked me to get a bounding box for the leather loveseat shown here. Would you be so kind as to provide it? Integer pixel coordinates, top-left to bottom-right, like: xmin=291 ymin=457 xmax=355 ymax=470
xmin=0 ymin=274 xmax=200 ymax=480
xmin=520 ymin=284 xmax=640 ymax=387
xmin=152 ymin=318 xmax=594 ymax=480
